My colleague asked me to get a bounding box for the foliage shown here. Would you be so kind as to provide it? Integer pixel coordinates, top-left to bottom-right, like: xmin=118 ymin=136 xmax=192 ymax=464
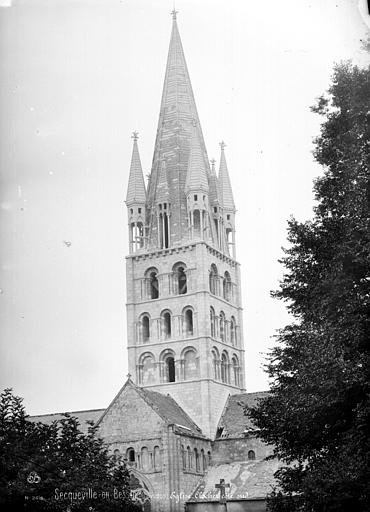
xmin=0 ymin=388 xmax=140 ymax=511
xmin=248 ymin=60 xmax=370 ymax=511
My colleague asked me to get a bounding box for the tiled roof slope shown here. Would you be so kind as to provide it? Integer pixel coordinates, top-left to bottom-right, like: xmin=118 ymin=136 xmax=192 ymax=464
xmin=137 ymin=386 xmax=203 ymax=436
xmin=188 ymin=459 xmax=281 ymax=501
xmin=217 ymin=391 xmax=269 ymax=439
xmin=27 ymin=409 xmax=105 ymax=435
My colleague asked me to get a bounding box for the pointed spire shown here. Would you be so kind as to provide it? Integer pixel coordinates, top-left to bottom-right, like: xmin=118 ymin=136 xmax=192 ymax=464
xmin=156 ymin=159 xmax=170 ymax=203
xmin=209 ymin=157 xmax=221 ymax=207
xmin=218 ymin=142 xmax=235 ymax=210
xmin=146 ymin=15 xmax=210 ymax=246
xmin=126 ymin=132 xmax=146 ymax=205
xmin=185 ymin=122 xmax=209 ymax=195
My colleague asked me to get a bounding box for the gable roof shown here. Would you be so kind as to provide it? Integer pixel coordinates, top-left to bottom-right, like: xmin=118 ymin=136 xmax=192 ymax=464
xmin=27 ymin=409 xmax=105 ymax=435
xmin=139 ymin=387 xmax=203 ymax=436
xmin=216 ymin=391 xmax=269 ymax=439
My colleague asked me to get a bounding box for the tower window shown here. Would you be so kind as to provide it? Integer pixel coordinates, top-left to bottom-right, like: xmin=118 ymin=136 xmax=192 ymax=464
xmin=149 ymin=271 xmax=159 ymax=299
xmin=210 ymin=307 xmax=216 ymax=338
xmin=194 ymin=194 xmax=197 ymax=201
xmin=227 ymin=214 xmax=230 ymax=220
xmin=161 ymin=310 xmax=172 ymax=339
xmin=130 ymin=208 xmax=133 ymax=215
xmin=194 ymin=448 xmax=200 ymax=472
xmin=153 ymin=446 xmax=161 ymax=471
xmin=221 ymin=351 xmax=229 ymax=383
xmin=183 ymin=308 xmax=194 ymax=336
xmin=230 ymin=317 xmax=236 ymax=346
xmin=141 ymin=315 xmax=150 ymax=343
xmin=232 ymin=355 xmax=240 ymax=386
xmin=165 ymin=356 xmax=175 ymax=382
xmin=138 ymin=208 xmax=142 ymax=214
xmin=209 ymin=264 xmax=218 ymax=295
xmin=223 ymin=271 xmax=232 ymax=302
xmin=214 ymin=207 xmax=217 ymax=213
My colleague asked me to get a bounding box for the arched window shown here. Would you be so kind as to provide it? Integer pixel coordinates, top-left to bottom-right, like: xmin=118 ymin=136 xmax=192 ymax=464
xmin=232 ymin=355 xmax=240 ymax=386
xmin=194 ymin=448 xmax=200 ymax=472
xmin=248 ymin=450 xmax=256 ymax=460
xmin=172 ymin=263 xmax=187 ymax=295
xmin=219 ymin=311 xmax=225 ymax=343
xmin=209 ymin=264 xmax=218 ymax=295
xmin=210 ymin=307 xmax=216 ymax=338
xmin=230 ymin=316 xmax=236 ymax=346
xmin=183 ymin=348 xmax=199 ymax=380
xmin=126 ymin=447 xmax=135 ymax=464
xmin=145 ymin=268 xmax=159 ymax=299
xmin=161 ymin=310 xmax=171 ymax=339
xmin=207 ymin=451 xmax=212 ymax=465
xmin=141 ymin=447 xmax=150 ymax=471
xmin=221 ymin=351 xmax=229 ymax=383
xmin=140 ymin=353 xmax=156 ymax=385
xmin=164 ymin=355 xmax=175 ymax=382
xmin=158 ymin=203 xmax=170 ymax=249
xmin=140 ymin=314 xmax=150 ymax=343
xmin=187 ymin=446 xmax=192 ymax=469
xmin=183 ymin=308 xmax=194 ymax=336
xmin=131 ymin=221 xmax=144 ymax=252
xmin=181 ymin=445 xmax=186 ymax=469
xmin=113 ymin=448 xmax=120 ymax=458
xmin=212 ymin=348 xmax=219 ymax=380
xmin=223 ymin=271 xmax=232 ymax=301
xmin=153 ymin=446 xmax=161 ymax=471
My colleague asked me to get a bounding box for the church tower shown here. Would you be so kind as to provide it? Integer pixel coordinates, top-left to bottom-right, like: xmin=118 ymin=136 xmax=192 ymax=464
xmin=125 ymin=12 xmax=245 ymax=438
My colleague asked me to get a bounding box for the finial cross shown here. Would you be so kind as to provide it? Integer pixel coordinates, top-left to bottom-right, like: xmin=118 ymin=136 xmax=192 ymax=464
xmin=215 ymin=479 xmax=230 ymax=504
xmin=210 ymin=158 xmax=216 ymax=166
xmin=171 ymin=8 xmax=178 ymax=20
xmin=126 ymin=373 xmax=132 ymax=380
xmin=132 ymin=131 xmax=139 ymax=141
xmin=219 ymin=141 xmax=226 ymax=150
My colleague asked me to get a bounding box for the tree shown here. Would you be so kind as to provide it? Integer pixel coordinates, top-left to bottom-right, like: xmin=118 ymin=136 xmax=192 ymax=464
xmin=0 ymin=388 xmax=140 ymax=511
xmin=248 ymin=60 xmax=370 ymax=511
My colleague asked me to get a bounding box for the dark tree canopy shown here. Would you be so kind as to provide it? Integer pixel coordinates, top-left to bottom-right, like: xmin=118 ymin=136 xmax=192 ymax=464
xmin=248 ymin=61 xmax=370 ymax=511
xmin=0 ymin=388 xmax=140 ymax=511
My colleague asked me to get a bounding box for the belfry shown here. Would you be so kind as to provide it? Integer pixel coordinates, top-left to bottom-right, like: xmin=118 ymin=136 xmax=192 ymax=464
xmin=125 ymin=11 xmax=245 ymax=439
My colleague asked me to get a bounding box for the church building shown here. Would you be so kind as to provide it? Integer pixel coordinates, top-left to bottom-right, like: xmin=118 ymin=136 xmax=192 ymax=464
xmin=31 ymin=12 xmax=278 ymax=512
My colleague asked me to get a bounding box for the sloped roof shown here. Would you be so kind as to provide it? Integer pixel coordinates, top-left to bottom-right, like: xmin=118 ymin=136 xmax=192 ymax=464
xmin=218 ymin=146 xmax=235 ymax=210
xmin=156 ymin=160 xmax=170 ymax=203
xmin=27 ymin=409 xmax=105 ymax=435
xmin=188 ymin=459 xmax=281 ymax=502
xmin=185 ymin=125 xmax=209 ymax=195
xmin=126 ymin=137 xmax=146 ymax=205
xmin=137 ymin=385 xmax=203 ymax=436
xmin=217 ymin=392 xmax=269 ymax=439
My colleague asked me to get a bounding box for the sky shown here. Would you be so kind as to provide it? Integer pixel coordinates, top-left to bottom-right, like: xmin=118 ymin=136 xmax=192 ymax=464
xmin=0 ymin=0 xmax=369 ymax=416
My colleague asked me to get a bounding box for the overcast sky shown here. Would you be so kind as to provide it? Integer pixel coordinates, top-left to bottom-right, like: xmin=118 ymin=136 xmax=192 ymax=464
xmin=0 ymin=0 xmax=369 ymax=415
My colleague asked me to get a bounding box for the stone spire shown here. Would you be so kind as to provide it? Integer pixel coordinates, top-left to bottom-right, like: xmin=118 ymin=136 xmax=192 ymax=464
xmin=209 ymin=158 xmax=221 ymax=207
xmin=218 ymin=142 xmax=235 ymax=211
xmin=126 ymin=132 xmax=146 ymax=206
xmin=146 ymin=13 xmax=210 ymax=247
xmin=156 ymin=160 xmax=170 ymax=203
xmin=185 ymin=124 xmax=209 ymax=195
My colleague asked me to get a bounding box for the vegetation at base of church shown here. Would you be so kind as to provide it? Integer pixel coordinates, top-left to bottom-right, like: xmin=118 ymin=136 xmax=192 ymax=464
xmin=248 ymin=57 xmax=370 ymax=511
xmin=0 ymin=389 xmax=140 ymax=511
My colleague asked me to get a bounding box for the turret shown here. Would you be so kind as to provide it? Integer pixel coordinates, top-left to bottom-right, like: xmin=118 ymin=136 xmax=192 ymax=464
xmin=218 ymin=141 xmax=236 ymax=258
xmin=185 ymin=123 xmax=209 ymax=240
xmin=125 ymin=132 xmax=146 ymax=253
